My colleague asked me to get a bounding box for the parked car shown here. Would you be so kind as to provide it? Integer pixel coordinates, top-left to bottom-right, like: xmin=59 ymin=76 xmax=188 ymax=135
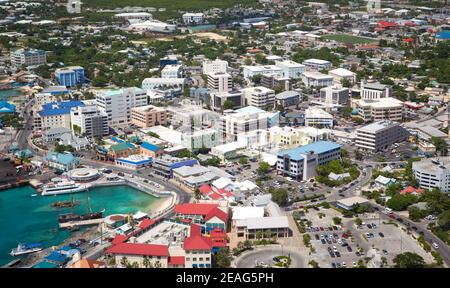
xmin=315 ymin=234 xmax=320 ymax=240
xmin=347 ymin=246 xmax=352 ymax=252
xmin=378 ymin=232 xmax=384 ymax=238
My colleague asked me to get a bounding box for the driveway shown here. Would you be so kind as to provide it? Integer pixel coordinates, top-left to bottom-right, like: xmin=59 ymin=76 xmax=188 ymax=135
xmin=234 ymin=246 xmax=305 ymax=268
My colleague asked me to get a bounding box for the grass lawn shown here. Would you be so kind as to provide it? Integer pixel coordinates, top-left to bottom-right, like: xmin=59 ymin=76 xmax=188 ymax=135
xmin=321 ymin=34 xmax=378 ymax=44
xmin=84 ymin=0 xmax=257 ymax=10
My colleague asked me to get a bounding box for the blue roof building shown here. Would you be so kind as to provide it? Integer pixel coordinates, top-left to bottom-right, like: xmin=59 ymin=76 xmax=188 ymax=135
xmin=0 ymin=101 xmax=16 ymax=114
xmin=277 ymin=141 xmax=342 ymax=180
xmin=55 ymin=66 xmax=85 ymax=87
xmin=15 ymin=149 xmax=33 ymax=159
xmin=41 ymin=86 xmax=70 ymax=95
xmin=46 ymin=152 xmax=79 ymax=171
xmin=39 ymin=100 xmax=84 ymax=117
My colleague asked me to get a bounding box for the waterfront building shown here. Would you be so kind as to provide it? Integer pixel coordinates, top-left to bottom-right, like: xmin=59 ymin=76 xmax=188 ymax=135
xmin=302 ymin=58 xmax=332 ymax=71
xmin=182 ymin=13 xmax=205 ymax=24
xmin=360 ymin=80 xmax=392 ymax=100
xmin=202 ymin=59 xmax=228 ymax=74
xmin=95 ymin=87 xmax=147 ymax=127
xmin=55 ymin=66 xmax=85 ymax=87
xmin=34 ymin=93 xmax=56 ymax=111
xmin=304 ymin=107 xmax=334 ymax=128
xmin=242 ymin=86 xmax=275 ymax=109
xmin=139 ymin=142 xmax=163 ymax=158
xmin=328 ymin=68 xmax=356 ymax=85
xmin=46 ymin=152 xmax=79 ymax=171
xmin=355 ymin=120 xmax=409 ymax=152
xmin=301 ymin=71 xmax=334 ymax=88
xmin=0 ymin=101 xmax=15 ymax=114
xmin=108 ymin=142 xmax=138 ymax=159
xmin=207 ymin=72 xmax=232 ymax=93
xmin=153 ymin=155 xmax=198 ymax=178
xmin=115 ymin=155 xmax=153 ymax=170
xmin=412 ymin=157 xmax=450 ymax=193
xmin=274 ymin=60 xmax=306 ymax=79
xmin=161 ymin=64 xmax=183 ymax=78
xmin=235 ymin=216 xmax=292 ymax=239
xmin=275 ymin=91 xmax=301 ymax=108
xmin=130 ymin=105 xmax=168 ymax=128
xmin=10 ymin=48 xmax=46 ymax=67
xmin=319 ymin=85 xmax=349 ymax=105
xmin=276 ymin=141 xmax=341 ymax=180
xmin=70 ymin=104 xmax=109 ymax=138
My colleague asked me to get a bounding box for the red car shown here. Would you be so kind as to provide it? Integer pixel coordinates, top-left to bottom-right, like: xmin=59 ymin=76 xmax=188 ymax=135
xmin=320 ymin=227 xmax=324 ymax=231
xmin=342 ymin=234 xmax=348 ymax=239
xmin=389 ymin=214 xmax=396 ymax=219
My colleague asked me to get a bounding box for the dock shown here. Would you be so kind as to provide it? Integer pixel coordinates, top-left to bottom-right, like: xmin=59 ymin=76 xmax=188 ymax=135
xmin=2 ymin=258 xmax=21 ymax=268
xmin=59 ymin=218 xmax=104 ymax=229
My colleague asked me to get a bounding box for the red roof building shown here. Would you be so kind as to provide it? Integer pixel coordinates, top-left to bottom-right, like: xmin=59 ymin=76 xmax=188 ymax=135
xmin=168 ymin=256 xmax=185 ymax=267
xmin=111 ymin=235 xmax=128 ymax=245
xmin=199 ymin=184 xmax=212 ymax=196
xmin=174 ymin=203 xmax=228 ymax=223
xmin=400 ymin=186 xmax=425 ymax=195
xmin=378 ymin=21 xmax=398 ymax=29
xmin=403 ymin=38 xmax=414 ymax=43
xmin=138 ymin=218 xmax=156 ymax=230
xmin=106 ymin=243 xmax=169 ymax=257
xmin=183 ymin=224 xmax=214 ymax=250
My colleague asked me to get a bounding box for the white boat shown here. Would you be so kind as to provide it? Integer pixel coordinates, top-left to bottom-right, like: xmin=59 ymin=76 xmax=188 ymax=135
xmin=41 ymin=181 xmax=89 ymax=196
xmin=10 ymin=243 xmax=43 ymax=256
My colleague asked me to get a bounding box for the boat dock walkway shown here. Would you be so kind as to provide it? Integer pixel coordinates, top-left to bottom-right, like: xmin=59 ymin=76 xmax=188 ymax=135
xmin=59 ymin=218 xmax=105 ymax=229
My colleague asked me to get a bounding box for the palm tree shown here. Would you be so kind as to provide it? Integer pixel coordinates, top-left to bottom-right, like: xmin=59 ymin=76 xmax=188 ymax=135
xmin=256 ymin=231 xmax=263 ymax=240
xmin=120 ymin=257 xmax=129 ymax=267
xmin=264 ymin=229 xmax=272 ymax=239
xmin=142 ymin=256 xmax=150 ymax=268
xmin=154 ymin=260 xmax=162 ymax=268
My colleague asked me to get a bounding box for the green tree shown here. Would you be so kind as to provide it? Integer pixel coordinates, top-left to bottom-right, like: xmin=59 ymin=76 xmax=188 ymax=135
xmin=430 ymin=136 xmax=448 ymax=156
xmin=438 ymin=210 xmax=450 ymax=231
xmin=393 ymin=252 xmax=425 ymax=268
xmin=238 ymin=157 xmax=248 ymax=165
xmin=194 ymin=188 xmax=201 ymax=200
xmin=333 ymin=217 xmax=342 ymax=225
xmin=223 ymin=100 xmax=234 ymax=110
xmin=257 ymin=161 xmax=271 ymax=175
xmin=216 ymin=248 xmax=232 ymax=268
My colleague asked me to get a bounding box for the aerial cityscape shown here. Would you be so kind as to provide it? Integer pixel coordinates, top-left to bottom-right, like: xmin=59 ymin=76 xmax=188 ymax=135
xmin=0 ymin=0 xmax=449 ymax=270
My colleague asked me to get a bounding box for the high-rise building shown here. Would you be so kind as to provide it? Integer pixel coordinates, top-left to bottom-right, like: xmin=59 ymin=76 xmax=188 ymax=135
xmin=55 ymin=66 xmax=85 ymax=87
xmin=242 ymin=86 xmax=275 ymax=109
xmin=10 ymin=48 xmax=46 ymax=67
xmin=202 ymin=59 xmax=228 ymax=74
xmin=355 ymin=120 xmax=408 ymax=152
xmin=70 ymin=104 xmax=109 ymax=137
xmin=207 ymin=72 xmax=232 ymax=93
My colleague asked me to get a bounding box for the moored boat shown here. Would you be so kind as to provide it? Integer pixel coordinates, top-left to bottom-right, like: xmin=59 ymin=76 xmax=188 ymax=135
xmin=10 ymin=243 xmax=43 ymax=257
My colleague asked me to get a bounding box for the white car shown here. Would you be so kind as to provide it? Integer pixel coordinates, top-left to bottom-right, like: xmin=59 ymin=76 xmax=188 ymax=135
xmin=342 ymin=262 xmax=346 ymax=267
xmin=352 ymin=262 xmax=357 ymax=267
xmin=432 ymin=243 xmax=439 ymax=249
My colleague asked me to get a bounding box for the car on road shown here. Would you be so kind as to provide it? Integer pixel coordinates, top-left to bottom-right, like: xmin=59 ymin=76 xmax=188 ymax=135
xmin=432 ymin=243 xmax=439 ymax=249
xmin=272 ymin=257 xmax=280 ymax=262
xmin=347 ymin=246 xmax=352 ymax=252
xmin=382 ymin=249 xmax=388 ymax=255
xmin=378 ymin=232 xmax=384 ymax=238
xmin=397 ymin=218 xmax=404 ymax=223
xmin=367 ymin=224 xmax=372 ymax=229
xmin=342 ymin=262 xmax=346 ymax=267
xmin=321 ymin=239 xmax=326 ymax=244
xmin=352 ymin=261 xmax=357 ymax=267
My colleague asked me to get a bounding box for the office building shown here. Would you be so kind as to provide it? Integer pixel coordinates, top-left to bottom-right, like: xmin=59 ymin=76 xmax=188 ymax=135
xmin=301 ymin=71 xmax=334 ymax=88
xmin=276 ymin=141 xmax=341 ymax=180
xmin=275 ymin=91 xmax=300 ymax=108
xmin=95 ymin=87 xmax=147 ymax=127
xmin=319 ymin=85 xmax=349 ymax=105
xmin=242 ymin=86 xmax=275 ymax=109
xmin=360 ymin=80 xmax=392 ymax=100
xmin=207 ymin=72 xmax=232 ymax=93
xmin=36 ymin=100 xmax=84 ymax=132
xmin=70 ymin=104 xmax=109 ymax=137
xmin=302 ymin=58 xmax=332 ymax=70
xmin=182 ymin=13 xmax=205 ymax=24
xmin=202 ymin=59 xmax=228 ymax=74
xmin=352 ymin=97 xmax=403 ymax=122
xmin=355 ymin=120 xmax=408 ymax=152
xmin=161 ymin=64 xmax=183 ymax=78
xmin=261 ymin=74 xmax=292 ymax=91
xmin=304 ymin=107 xmax=334 ymax=128
xmin=130 ymin=105 xmax=168 ymax=128
xmin=114 ymin=12 xmax=153 ymax=20
xmin=274 ymin=60 xmax=306 ymax=79
xmin=210 ymin=90 xmax=244 ymax=112
xmin=243 ymin=65 xmax=283 ymax=79
xmin=412 ymin=157 xmax=450 ymax=193
xmin=142 ymin=78 xmax=186 ymax=90
xmin=55 ymin=66 xmax=85 ymax=87
xmin=328 ymin=68 xmax=356 ymax=85
xmin=10 ymin=48 xmax=46 ymax=67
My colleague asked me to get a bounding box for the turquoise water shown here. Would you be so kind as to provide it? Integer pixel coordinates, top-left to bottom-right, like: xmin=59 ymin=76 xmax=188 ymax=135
xmin=0 ymin=89 xmax=22 ymax=101
xmin=0 ymin=185 xmax=162 ymax=266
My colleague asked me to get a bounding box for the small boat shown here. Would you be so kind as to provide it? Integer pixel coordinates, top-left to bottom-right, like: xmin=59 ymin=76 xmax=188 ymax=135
xmin=42 ymin=181 xmax=88 ymax=196
xmin=58 ymin=210 xmax=104 ymax=224
xmin=50 ymin=200 xmax=80 ymax=209
xmin=30 ymin=194 xmax=38 ymax=197
xmin=10 ymin=243 xmax=43 ymax=257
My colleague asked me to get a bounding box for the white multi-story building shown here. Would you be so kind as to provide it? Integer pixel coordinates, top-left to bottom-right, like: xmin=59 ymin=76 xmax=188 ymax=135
xmin=66 ymin=0 xmax=82 ymax=14
xmin=413 ymin=157 xmax=450 ymax=193
xmin=34 ymin=93 xmax=56 ymax=111
xmin=182 ymin=13 xmax=205 ymax=24
xmin=360 ymin=81 xmax=393 ymax=100
xmin=70 ymin=104 xmax=109 ymax=138
xmin=274 ymin=60 xmax=306 ymax=79
xmin=269 ymin=126 xmax=330 ymax=149
xmin=351 ymin=97 xmax=403 ymax=122
xmin=207 ymin=72 xmax=232 ymax=92
xmin=243 ymin=65 xmax=283 ymax=79
xmin=304 ymin=107 xmax=334 ymax=128
xmin=10 ymin=48 xmax=46 ymax=67
xmin=355 ymin=120 xmax=408 ymax=152
xmin=302 ymin=58 xmax=332 ymax=71
xmin=210 ymin=90 xmax=244 ymax=112
xmin=301 ymin=71 xmax=334 ymax=88
xmin=181 ymin=128 xmax=219 ymax=151
xmin=202 ymin=59 xmax=228 ymax=74
xmin=142 ymin=78 xmax=186 ymax=90
xmin=319 ymin=85 xmax=349 ymax=105
xmin=328 ymin=68 xmax=356 ymax=85
xmin=161 ymin=64 xmax=183 ymax=78
xmin=242 ymin=86 xmax=275 ymax=109
xmin=219 ymin=106 xmax=279 ymax=142
xmin=95 ymin=87 xmax=147 ymax=127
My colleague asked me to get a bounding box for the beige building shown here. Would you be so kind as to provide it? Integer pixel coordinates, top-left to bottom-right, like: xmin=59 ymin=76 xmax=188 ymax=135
xmin=352 ymin=97 xmax=403 ymax=122
xmin=130 ymin=105 xmax=168 ymax=128
xmin=268 ymin=126 xmax=330 ymax=149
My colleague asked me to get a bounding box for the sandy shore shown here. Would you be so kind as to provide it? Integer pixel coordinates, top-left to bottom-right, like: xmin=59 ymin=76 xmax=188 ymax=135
xmin=150 ymin=196 xmax=173 ymax=214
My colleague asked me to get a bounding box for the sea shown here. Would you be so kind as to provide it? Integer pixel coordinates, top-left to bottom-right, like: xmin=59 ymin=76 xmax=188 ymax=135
xmin=0 ymin=89 xmax=22 ymax=101
xmin=0 ymin=185 xmax=163 ymax=266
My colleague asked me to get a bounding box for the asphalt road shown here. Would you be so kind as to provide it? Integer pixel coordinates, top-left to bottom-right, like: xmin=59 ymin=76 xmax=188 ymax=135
xmin=235 ymin=246 xmax=305 ymax=268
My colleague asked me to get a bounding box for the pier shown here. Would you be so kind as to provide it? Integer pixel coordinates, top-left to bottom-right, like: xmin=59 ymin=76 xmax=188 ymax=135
xmin=59 ymin=218 xmax=105 ymax=229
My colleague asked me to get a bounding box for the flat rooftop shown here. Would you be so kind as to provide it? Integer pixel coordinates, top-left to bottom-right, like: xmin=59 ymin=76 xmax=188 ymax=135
xmin=135 ymin=220 xmax=190 ymax=246
xmin=357 ymin=120 xmax=399 ymax=133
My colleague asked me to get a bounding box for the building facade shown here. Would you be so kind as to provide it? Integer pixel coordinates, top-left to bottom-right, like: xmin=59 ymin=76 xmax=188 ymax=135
xmin=55 ymin=66 xmax=85 ymax=87
xmin=130 ymin=105 xmax=168 ymax=128
xmin=10 ymin=48 xmax=46 ymax=67
xmin=242 ymin=86 xmax=275 ymax=109
xmin=207 ymin=72 xmax=232 ymax=93
xmin=202 ymin=59 xmax=228 ymax=74
xmin=70 ymin=104 xmax=109 ymax=138
xmin=355 ymin=120 xmax=409 ymax=152
xmin=412 ymin=157 xmax=450 ymax=193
